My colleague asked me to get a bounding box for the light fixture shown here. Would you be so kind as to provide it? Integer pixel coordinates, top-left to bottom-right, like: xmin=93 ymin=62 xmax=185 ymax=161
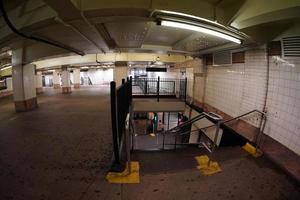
xmin=156 ymin=10 xmax=219 ymax=25
xmin=160 ymin=20 xmax=241 ymax=44
xmin=0 ymin=65 xmax=12 ymax=71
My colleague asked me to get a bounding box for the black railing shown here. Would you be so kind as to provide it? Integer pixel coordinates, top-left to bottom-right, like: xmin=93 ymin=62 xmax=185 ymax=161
xmin=132 ymin=77 xmax=187 ymax=101
xmin=88 ymin=77 xmax=93 ymax=85
xmin=110 ymin=77 xmax=132 ymax=172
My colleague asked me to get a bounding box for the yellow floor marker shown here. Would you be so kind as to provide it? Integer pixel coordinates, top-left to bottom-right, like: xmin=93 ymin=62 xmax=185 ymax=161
xmin=106 ymin=161 xmax=140 ymax=184
xmin=195 ymin=155 xmax=221 ymax=176
xmin=242 ymin=142 xmax=263 ymax=158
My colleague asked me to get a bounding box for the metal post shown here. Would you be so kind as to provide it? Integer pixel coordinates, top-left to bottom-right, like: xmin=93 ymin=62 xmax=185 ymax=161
xmin=129 ymin=76 xmax=132 ymax=102
xmin=212 ymin=120 xmax=221 ymax=153
xmin=162 ymin=132 xmax=165 ymax=150
xmin=125 ymin=111 xmax=131 ymax=174
xmin=168 ymin=112 xmax=170 ymax=130
xmin=145 ymin=115 xmax=148 ymax=134
xmin=122 ymin=78 xmax=125 ymax=85
xmin=144 ymin=78 xmax=147 ymax=95
xmin=157 ymin=76 xmax=160 ymax=102
xmin=173 ymin=81 xmax=175 ymax=95
xmin=255 ymin=113 xmax=264 ymax=147
xmin=256 ymin=115 xmax=267 ymax=150
xmin=174 ymin=134 xmax=177 ymax=150
xmin=110 ymin=81 xmax=122 ymax=172
xmin=184 ymin=77 xmax=187 ymax=102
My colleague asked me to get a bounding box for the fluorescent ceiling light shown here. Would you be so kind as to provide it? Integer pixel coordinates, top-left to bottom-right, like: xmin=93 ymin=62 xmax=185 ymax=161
xmin=0 ymin=65 xmax=12 ymax=71
xmin=158 ymin=10 xmax=218 ymax=25
xmin=160 ymin=20 xmax=241 ymax=44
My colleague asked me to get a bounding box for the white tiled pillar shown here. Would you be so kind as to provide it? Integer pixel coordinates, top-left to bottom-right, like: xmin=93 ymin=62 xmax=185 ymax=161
xmin=12 ymin=48 xmax=38 ymax=112
xmin=73 ymin=68 xmax=81 ymax=88
xmin=35 ymin=71 xmax=43 ymax=94
xmin=61 ymin=66 xmax=71 ymax=94
xmin=186 ymin=67 xmax=194 ymax=101
xmin=113 ymin=63 xmax=128 ymax=87
xmin=53 ymin=70 xmax=60 ymax=89
xmin=5 ymin=77 xmax=13 ymax=92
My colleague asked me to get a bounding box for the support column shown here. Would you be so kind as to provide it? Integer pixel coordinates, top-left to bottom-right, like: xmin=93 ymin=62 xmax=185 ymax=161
xmin=61 ymin=66 xmax=71 ymax=94
xmin=35 ymin=71 xmax=43 ymax=94
xmin=53 ymin=70 xmax=60 ymax=89
xmin=113 ymin=62 xmax=128 ymax=87
xmin=12 ymin=48 xmax=38 ymax=112
xmin=73 ymin=68 xmax=81 ymax=88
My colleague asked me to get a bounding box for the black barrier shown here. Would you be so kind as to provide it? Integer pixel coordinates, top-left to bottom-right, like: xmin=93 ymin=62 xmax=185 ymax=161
xmin=179 ymin=77 xmax=188 ymax=102
xmin=110 ymin=77 xmax=132 ymax=172
xmin=132 ymin=77 xmax=187 ymax=101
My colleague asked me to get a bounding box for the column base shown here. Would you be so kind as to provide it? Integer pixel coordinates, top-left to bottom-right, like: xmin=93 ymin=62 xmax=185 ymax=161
xmin=62 ymin=87 xmax=72 ymax=94
xmin=53 ymin=84 xmax=60 ymax=89
xmin=74 ymin=83 xmax=80 ymax=89
xmin=14 ymin=97 xmax=38 ymax=112
xmin=36 ymin=87 xmax=43 ymax=94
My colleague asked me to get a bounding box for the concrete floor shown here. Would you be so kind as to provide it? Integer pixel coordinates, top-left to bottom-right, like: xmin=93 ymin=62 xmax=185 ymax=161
xmin=0 ymin=86 xmax=299 ymax=200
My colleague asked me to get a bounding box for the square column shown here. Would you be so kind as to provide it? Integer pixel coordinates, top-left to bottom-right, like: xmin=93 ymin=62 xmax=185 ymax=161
xmin=73 ymin=68 xmax=81 ymax=88
xmin=53 ymin=70 xmax=61 ymax=89
xmin=12 ymin=48 xmax=38 ymax=112
xmin=113 ymin=62 xmax=128 ymax=87
xmin=61 ymin=66 xmax=71 ymax=94
xmin=35 ymin=71 xmax=43 ymax=94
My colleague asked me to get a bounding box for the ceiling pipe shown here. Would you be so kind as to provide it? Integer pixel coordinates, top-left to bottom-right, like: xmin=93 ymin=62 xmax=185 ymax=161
xmin=0 ymin=0 xmax=85 ymax=56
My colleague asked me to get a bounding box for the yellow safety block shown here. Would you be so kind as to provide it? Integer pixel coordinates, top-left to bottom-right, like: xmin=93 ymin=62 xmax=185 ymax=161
xmin=106 ymin=161 xmax=140 ymax=184
xmin=195 ymin=155 xmax=210 ymax=167
xmin=242 ymin=142 xmax=263 ymax=158
xmin=195 ymin=155 xmax=221 ymax=176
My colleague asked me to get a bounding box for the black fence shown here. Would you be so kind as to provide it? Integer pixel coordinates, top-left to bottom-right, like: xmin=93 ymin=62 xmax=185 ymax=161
xmin=132 ymin=77 xmax=187 ymax=101
xmin=110 ymin=77 xmax=132 ymax=172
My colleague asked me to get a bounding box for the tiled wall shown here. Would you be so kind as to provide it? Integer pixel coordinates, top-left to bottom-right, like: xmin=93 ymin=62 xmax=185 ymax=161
xmin=205 ymin=48 xmax=267 ymax=127
xmin=193 ymin=75 xmax=205 ymax=103
xmin=201 ymin=48 xmax=300 ymax=155
xmin=265 ymin=56 xmax=300 ymax=155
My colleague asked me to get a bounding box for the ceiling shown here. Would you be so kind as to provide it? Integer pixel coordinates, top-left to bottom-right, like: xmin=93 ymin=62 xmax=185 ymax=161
xmin=0 ymin=0 xmax=299 ymax=66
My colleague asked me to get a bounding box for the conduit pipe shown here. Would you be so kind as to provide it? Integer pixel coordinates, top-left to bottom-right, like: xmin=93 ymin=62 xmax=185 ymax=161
xmin=0 ymin=0 xmax=85 ymax=56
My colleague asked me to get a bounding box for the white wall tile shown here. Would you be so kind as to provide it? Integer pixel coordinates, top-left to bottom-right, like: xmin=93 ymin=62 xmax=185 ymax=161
xmin=202 ymin=48 xmax=300 ymax=155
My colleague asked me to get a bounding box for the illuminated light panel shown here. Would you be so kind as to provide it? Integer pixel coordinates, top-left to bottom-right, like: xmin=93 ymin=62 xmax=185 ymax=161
xmin=158 ymin=10 xmax=219 ymax=25
xmin=160 ymin=20 xmax=241 ymax=44
xmin=0 ymin=65 xmax=12 ymax=71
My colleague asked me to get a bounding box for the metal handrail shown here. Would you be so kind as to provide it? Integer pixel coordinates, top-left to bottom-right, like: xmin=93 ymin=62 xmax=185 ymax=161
xmin=223 ymin=109 xmax=265 ymax=124
xmin=160 ymin=109 xmax=266 ymax=152
xmin=161 ymin=109 xmax=265 ymax=137
xmin=165 ymin=113 xmax=206 ymax=133
xmin=198 ymin=109 xmax=266 ymax=131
